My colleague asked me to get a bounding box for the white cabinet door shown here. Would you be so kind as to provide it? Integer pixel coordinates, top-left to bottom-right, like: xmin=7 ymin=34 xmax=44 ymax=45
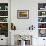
xmin=0 ymin=35 xmax=8 ymax=45
xmin=38 ymin=38 xmax=46 ymax=46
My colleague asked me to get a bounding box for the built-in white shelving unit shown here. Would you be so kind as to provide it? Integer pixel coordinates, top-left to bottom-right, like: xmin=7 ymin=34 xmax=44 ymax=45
xmin=0 ymin=3 xmax=8 ymax=37
xmin=0 ymin=2 xmax=9 ymax=45
xmin=38 ymin=3 xmax=46 ymax=37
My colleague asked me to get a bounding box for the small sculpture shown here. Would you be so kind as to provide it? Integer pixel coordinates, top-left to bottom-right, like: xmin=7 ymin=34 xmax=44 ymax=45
xmin=11 ymin=23 xmax=16 ymax=30
xmin=29 ymin=25 xmax=35 ymax=30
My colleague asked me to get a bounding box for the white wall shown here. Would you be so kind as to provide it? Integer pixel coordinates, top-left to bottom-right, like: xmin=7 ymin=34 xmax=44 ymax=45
xmin=10 ymin=0 xmax=46 ymax=46
xmin=11 ymin=0 xmax=38 ymax=30
xmin=11 ymin=0 xmax=46 ymax=30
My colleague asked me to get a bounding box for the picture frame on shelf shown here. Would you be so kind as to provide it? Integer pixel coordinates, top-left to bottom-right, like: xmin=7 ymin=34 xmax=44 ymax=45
xmin=17 ymin=10 xmax=29 ymax=19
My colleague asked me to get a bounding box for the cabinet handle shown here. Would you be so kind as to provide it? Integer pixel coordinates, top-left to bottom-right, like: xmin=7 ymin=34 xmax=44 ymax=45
xmin=1 ymin=39 xmax=3 ymax=40
xmin=43 ymin=39 xmax=45 ymax=40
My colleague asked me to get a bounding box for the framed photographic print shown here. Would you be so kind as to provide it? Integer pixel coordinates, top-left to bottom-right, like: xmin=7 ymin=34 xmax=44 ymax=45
xmin=17 ymin=10 xmax=29 ymax=19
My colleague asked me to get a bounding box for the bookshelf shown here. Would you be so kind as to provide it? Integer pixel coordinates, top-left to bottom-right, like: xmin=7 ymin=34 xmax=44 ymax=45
xmin=0 ymin=3 xmax=8 ymax=37
xmin=38 ymin=3 xmax=46 ymax=37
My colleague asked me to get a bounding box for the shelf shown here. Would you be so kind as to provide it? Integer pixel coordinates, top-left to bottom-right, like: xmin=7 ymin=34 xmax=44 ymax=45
xmin=38 ymin=37 xmax=46 ymax=38
xmin=38 ymin=22 xmax=46 ymax=23
xmin=38 ymin=28 xmax=46 ymax=29
xmin=0 ymin=16 xmax=8 ymax=17
xmin=38 ymin=10 xmax=46 ymax=11
xmin=38 ymin=15 xmax=46 ymax=17
xmin=0 ymin=22 xmax=8 ymax=23
xmin=0 ymin=10 xmax=8 ymax=11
